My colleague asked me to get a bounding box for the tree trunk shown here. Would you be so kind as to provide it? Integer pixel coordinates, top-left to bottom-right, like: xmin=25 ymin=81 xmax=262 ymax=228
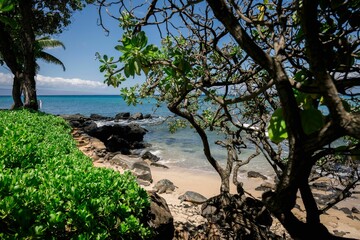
xmin=0 ymin=22 xmax=24 ymax=109
xmin=10 ymin=73 xmax=24 ymax=109
xmin=22 ymin=75 xmax=38 ymax=110
xmin=19 ymin=0 xmax=38 ymax=111
xmin=219 ymin=172 xmax=230 ymax=194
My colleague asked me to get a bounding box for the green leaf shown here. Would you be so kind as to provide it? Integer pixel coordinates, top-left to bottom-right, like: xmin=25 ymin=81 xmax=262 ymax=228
xmin=294 ymin=70 xmax=307 ymax=82
xmin=124 ymin=64 xmax=130 ymax=78
xmin=128 ymin=59 xmax=135 ymax=77
xmin=268 ymin=108 xmax=288 ymax=143
xmin=138 ymin=31 xmax=148 ymax=49
xmin=300 ymin=108 xmax=324 ymax=135
xmin=115 ymin=45 xmax=124 ymax=52
xmin=134 ymin=59 xmax=141 ymax=76
xmin=0 ymin=0 xmax=14 ymax=13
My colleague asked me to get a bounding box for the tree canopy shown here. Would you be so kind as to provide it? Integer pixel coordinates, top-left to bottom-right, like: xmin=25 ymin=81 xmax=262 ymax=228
xmin=0 ymin=0 xmax=93 ymax=109
xmin=97 ymin=0 xmax=360 ymax=239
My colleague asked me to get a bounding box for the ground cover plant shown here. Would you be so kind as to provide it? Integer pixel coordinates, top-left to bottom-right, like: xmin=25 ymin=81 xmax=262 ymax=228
xmin=0 ymin=110 xmax=151 ymax=239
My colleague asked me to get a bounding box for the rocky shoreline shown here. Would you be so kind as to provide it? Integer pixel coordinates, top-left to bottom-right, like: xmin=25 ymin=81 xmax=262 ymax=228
xmin=61 ymin=113 xmax=360 ymax=239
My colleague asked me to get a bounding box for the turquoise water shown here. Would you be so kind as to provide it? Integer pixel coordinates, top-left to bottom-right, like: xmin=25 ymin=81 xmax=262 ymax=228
xmin=0 ymin=95 xmax=271 ymax=175
xmin=0 ymin=95 xmax=168 ymax=117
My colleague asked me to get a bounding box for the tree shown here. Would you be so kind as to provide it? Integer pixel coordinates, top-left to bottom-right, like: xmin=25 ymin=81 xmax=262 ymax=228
xmin=97 ymin=0 xmax=360 ymax=239
xmin=0 ymin=0 xmax=92 ymax=110
xmin=0 ymin=35 xmax=66 ymax=108
xmin=35 ymin=36 xmax=66 ymax=72
xmin=0 ymin=0 xmax=23 ymax=109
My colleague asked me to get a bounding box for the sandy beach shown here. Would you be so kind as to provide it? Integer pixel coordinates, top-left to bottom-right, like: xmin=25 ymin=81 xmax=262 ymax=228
xmin=148 ymin=165 xmax=360 ymax=239
xmin=74 ymin=128 xmax=360 ymax=239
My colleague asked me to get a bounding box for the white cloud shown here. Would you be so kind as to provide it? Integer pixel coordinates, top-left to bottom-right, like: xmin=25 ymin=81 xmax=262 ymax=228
xmin=0 ymin=72 xmax=107 ymax=90
xmin=36 ymin=75 xmax=107 ymax=89
xmin=0 ymin=72 xmax=12 ymax=86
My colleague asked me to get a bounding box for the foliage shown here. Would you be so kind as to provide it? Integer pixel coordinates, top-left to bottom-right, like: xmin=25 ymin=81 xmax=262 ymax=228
xmin=96 ymin=0 xmax=359 ymax=238
xmin=0 ymin=0 xmax=15 ymax=27
xmin=35 ymin=36 xmax=66 ymax=72
xmin=0 ymin=110 xmax=151 ymax=239
xmin=0 ymin=0 xmax=95 ymax=110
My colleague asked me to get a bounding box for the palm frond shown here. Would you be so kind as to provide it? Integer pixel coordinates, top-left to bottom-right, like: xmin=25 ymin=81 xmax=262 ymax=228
xmin=36 ymin=36 xmax=66 ymax=50
xmin=37 ymin=52 xmax=66 ymax=71
xmin=34 ymin=36 xmax=66 ymax=71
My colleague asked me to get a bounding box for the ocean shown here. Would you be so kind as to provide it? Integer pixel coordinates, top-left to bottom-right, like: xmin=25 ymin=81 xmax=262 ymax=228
xmin=0 ymin=95 xmax=273 ymax=176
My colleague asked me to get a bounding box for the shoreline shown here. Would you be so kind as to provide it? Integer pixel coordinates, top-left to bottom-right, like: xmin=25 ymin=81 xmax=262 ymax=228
xmin=70 ymin=122 xmax=360 ymax=239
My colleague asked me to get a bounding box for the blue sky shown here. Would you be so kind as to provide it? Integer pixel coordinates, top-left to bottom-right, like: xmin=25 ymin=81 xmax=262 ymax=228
xmin=0 ymin=4 xmax=146 ymax=95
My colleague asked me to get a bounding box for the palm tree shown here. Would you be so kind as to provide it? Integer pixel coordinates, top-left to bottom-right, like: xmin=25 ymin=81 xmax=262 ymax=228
xmin=0 ymin=36 xmax=66 ymax=108
xmin=20 ymin=36 xmax=66 ymax=108
xmin=0 ymin=36 xmax=66 ymax=71
xmin=35 ymin=36 xmax=66 ymax=72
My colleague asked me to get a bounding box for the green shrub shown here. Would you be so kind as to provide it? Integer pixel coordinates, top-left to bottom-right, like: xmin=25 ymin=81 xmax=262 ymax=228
xmin=0 ymin=110 xmax=151 ymax=239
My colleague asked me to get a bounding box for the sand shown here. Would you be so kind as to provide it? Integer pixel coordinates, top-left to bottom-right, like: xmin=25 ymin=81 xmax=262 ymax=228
xmin=74 ymin=129 xmax=360 ymax=239
xmin=147 ymin=165 xmax=360 ymax=239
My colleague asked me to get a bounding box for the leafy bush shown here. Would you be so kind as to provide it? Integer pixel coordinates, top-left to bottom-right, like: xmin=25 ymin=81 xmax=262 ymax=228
xmin=0 ymin=110 xmax=151 ymax=239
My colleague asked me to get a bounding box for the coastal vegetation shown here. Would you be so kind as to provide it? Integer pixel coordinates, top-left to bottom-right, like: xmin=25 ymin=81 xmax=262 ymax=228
xmin=0 ymin=0 xmax=92 ymax=110
xmin=0 ymin=110 xmax=151 ymax=239
xmin=96 ymin=0 xmax=360 ymax=239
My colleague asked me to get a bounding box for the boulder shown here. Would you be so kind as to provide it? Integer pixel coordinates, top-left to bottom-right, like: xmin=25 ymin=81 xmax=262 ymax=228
xmin=247 ymin=171 xmax=268 ymax=180
xmin=86 ymin=123 xmax=148 ymax=152
xmin=147 ymin=192 xmax=174 ymax=240
xmin=89 ymin=113 xmax=111 ymax=120
xmin=82 ymin=121 xmax=97 ymax=132
xmin=132 ymin=161 xmax=153 ymax=183
xmin=141 ymin=151 xmax=160 ymax=162
xmin=178 ymin=191 xmax=207 ymax=204
xmin=115 ymin=112 xmax=130 ymax=120
xmin=143 ymin=114 xmax=152 ymax=119
xmin=132 ymin=141 xmax=151 ymax=149
xmin=60 ymin=114 xmax=90 ymax=128
xmin=153 ymin=179 xmax=177 ymax=194
xmin=106 ymin=135 xmax=131 ymax=154
xmin=129 ymin=112 xmax=143 ymax=120
xmin=111 ymin=154 xmax=153 ymax=183
xmin=87 ymin=123 xmax=147 ymax=143
xmin=111 ymin=154 xmax=138 ymax=169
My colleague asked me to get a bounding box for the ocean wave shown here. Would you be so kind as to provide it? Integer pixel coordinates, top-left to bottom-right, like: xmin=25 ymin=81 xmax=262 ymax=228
xmin=95 ymin=116 xmax=167 ymax=127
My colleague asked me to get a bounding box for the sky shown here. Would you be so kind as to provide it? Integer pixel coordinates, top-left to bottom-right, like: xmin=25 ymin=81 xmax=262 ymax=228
xmin=0 ymin=4 xmax=147 ymax=95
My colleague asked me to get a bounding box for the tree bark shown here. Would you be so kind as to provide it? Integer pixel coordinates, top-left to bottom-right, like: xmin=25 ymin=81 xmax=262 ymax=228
xmin=10 ymin=73 xmax=24 ymax=109
xmin=167 ymin=92 xmax=231 ymax=194
xmin=0 ymin=22 xmax=24 ymax=109
xmin=205 ymin=1 xmax=359 ymax=239
xmin=19 ymin=0 xmax=38 ymax=110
